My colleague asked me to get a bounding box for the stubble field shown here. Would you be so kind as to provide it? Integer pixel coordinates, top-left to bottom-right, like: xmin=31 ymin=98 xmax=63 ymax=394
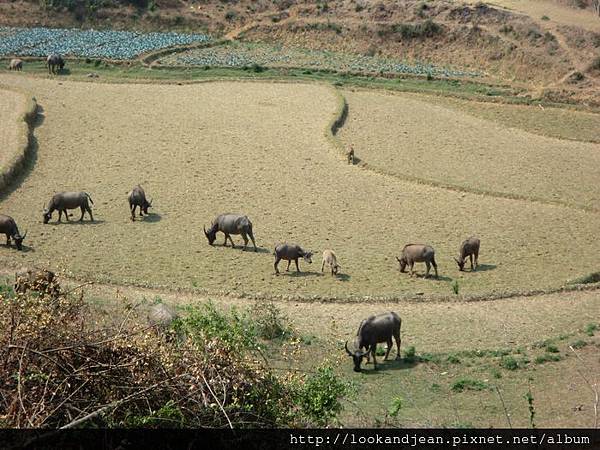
xmin=0 ymin=75 xmax=599 ymax=301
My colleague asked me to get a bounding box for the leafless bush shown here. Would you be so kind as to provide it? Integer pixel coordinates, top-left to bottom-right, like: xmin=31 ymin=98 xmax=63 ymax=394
xmin=0 ymin=288 xmax=294 ymax=428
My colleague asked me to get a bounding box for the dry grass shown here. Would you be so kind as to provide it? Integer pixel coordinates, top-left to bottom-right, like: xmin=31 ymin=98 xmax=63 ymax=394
xmin=0 ymin=87 xmax=25 ymax=173
xmin=339 ymin=88 xmax=600 ymax=210
xmin=0 ymin=75 xmax=600 ymax=301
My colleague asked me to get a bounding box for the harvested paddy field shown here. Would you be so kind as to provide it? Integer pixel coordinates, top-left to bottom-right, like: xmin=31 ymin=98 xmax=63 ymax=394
xmin=0 ymin=74 xmax=600 ymax=300
xmin=339 ymin=89 xmax=600 ymax=210
xmin=0 ymin=87 xmax=24 ymax=170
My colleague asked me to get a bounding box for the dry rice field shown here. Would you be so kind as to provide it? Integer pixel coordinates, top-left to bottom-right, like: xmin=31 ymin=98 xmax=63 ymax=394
xmin=0 ymin=74 xmax=599 ymax=300
xmin=0 ymin=87 xmax=24 ymax=171
xmin=338 ymin=89 xmax=600 ymax=210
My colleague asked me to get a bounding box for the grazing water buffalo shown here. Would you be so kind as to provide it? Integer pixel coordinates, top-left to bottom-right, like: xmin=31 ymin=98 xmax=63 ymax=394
xmin=321 ymin=249 xmax=341 ymax=275
xmin=43 ymin=192 xmax=94 ymax=224
xmin=396 ymin=244 xmax=438 ymax=278
xmin=128 ymin=185 xmax=152 ymax=221
xmin=0 ymin=215 xmax=26 ymax=250
xmin=47 ymin=54 xmax=64 ymax=74
xmin=204 ymin=214 xmax=256 ymax=251
xmin=273 ymin=243 xmax=313 ymax=274
xmin=8 ymin=58 xmax=23 ymax=71
xmin=345 ymin=312 xmax=402 ymax=372
xmin=455 ymin=237 xmax=480 ymax=271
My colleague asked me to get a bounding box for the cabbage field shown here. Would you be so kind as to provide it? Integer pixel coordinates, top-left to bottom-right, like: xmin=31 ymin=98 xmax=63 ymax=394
xmin=161 ymin=42 xmax=480 ymax=78
xmin=0 ymin=27 xmax=211 ymax=60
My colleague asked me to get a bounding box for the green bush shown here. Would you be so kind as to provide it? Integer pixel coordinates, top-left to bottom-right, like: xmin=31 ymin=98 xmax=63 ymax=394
xmin=173 ymin=301 xmax=258 ymax=350
xmin=585 ymin=323 xmax=598 ymax=336
xmin=451 ymin=378 xmax=488 ymax=392
xmin=534 ymin=353 xmax=561 ymax=364
xmin=250 ymin=301 xmax=293 ymax=340
xmin=392 ymin=20 xmax=442 ymax=39
xmin=297 ymin=366 xmax=349 ymax=426
xmin=500 ymin=356 xmax=519 ymax=370
xmin=404 ymin=345 xmax=417 ymax=362
xmin=570 ymin=339 xmax=587 ymax=349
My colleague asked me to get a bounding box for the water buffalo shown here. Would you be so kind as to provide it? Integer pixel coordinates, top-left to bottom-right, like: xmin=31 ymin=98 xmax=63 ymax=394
xmin=274 ymin=243 xmax=313 ymax=274
xmin=321 ymin=249 xmax=341 ymax=275
xmin=345 ymin=312 xmax=402 ymax=372
xmin=0 ymin=215 xmax=26 ymax=250
xmin=43 ymin=192 xmax=94 ymax=224
xmin=204 ymin=214 xmax=256 ymax=251
xmin=455 ymin=237 xmax=480 ymax=271
xmin=8 ymin=58 xmax=23 ymax=71
xmin=127 ymin=185 xmax=152 ymax=221
xmin=47 ymin=54 xmax=64 ymax=74
xmin=396 ymin=244 xmax=438 ymax=278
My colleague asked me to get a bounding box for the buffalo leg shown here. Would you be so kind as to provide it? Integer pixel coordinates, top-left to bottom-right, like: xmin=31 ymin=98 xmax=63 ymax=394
xmin=409 ymin=262 xmax=415 ymax=277
xmin=384 ymin=338 xmax=392 ymax=360
xmin=57 ymin=210 xmax=63 ymax=222
xmin=249 ymin=231 xmax=257 ymax=252
xmin=274 ymin=256 xmax=281 ymax=274
xmin=371 ymin=346 xmax=378 ymax=370
xmin=295 ymin=259 xmax=300 ymax=272
xmin=431 ymin=257 xmax=438 ymax=278
xmin=131 ymin=205 xmax=136 ymax=221
xmin=241 ymin=233 xmax=249 ymax=250
xmin=228 ymin=235 xmax=235 ymax=248
xmin=79 ymin=206 xmax=85 ymax=221
xmin=425 ymin=261 xmax=431 ymax=278
xmin=87 ymin=206 xmax=94 ymax=222
xmin=6 ymin=234 xmax=10 ymax=246
xmin=394 ymin=332 xmax=402 ymax=359
xmin=474 ymin=251 xmax=479 ymax=270
xmin=469 ymin=254 xmax=474 ymax=270
xmin=286 ymin=260 xmax=291 ymax=272
xmin=321 ymin=260 xmax=325 ymax=272
xmin=222 ymin=234 xmax=228 ymax=247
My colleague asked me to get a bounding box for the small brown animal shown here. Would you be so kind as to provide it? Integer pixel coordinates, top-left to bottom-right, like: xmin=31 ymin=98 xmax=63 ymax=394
xmin=454 ymin=237 xmax=480 ymax=271
xmin=8 ymin=58 xmax=23 ymax=71
xmin=321 ymin=249 xmax=341 ymax=275
xmin=347 ymin=145 xmax=355 ymax=164
xmin=396 ymin=244 xmax=438 ymax=278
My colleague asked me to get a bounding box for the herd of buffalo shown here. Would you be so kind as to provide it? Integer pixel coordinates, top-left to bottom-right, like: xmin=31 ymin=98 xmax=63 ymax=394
xmin=0 ymin=183 xmax=482 ymax=371
xmin=2 ymin=56 xmax=484 ymax=371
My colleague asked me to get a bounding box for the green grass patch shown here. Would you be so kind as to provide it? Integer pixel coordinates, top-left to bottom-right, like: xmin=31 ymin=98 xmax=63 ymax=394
xmin=451 ymin=378 xmax=489 ymax=393
xmin=570 ymin=339 xmax=587 ymax=349
xmin=534 ymin=353 xmax=562 ymax=364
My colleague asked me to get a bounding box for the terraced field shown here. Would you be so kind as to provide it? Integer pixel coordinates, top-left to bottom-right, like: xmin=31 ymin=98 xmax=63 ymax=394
xmin=0 ymin=74 xmax=600 ymax=300
xmin=339 ymin=89 xmax=600 ymax=211
xmin=0 ymin=87 xmax=23 ymax=171
xmin=158 ymin=41 xmax=479 ymax=78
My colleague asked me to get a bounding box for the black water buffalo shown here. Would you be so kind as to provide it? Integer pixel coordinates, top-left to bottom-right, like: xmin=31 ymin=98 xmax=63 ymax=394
xmin=0 ymin=215 xmax=26 ymax=250
xmin=204 ymin=214 xmax=256 ymax=251
xmin=128 ymin=185 xmax=152 ymax=221
xmin=454 ymin=237 xmax=480 ymax=271
xmin=43 ymin=192 xmax=94 ymax=224
xmin=396 ymin=244 xmax=438 ymax=278
xmin=345 ymin=312 xmax=402 ymax=372
xmin=47 ymin=54 xmax=65 ymax=74
xmin=273 ymin=243 xmax=313 ymax=274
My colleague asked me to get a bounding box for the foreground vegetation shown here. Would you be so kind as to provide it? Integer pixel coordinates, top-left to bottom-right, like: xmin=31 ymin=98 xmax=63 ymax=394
xmin=0 ymin=279 xmax=352 ymax=428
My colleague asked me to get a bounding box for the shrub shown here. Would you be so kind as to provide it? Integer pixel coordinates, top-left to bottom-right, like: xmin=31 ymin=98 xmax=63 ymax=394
xmin=251 ymin=63 xmax=265 ymax=73
xmin=545 ymin=344 xmax=559 ymax=353
xmin=451 ymin=280 xmax=459 ymax=295
xmin=0 ymin=290 xmax=299 ymax=428
xmin=534 ymin=353 xmax=561 ymax=364
xmin=388 ymin=397 xmax=402 ymax=417
xmin=570 ymin=339 xmax=587 ymax=349
xmin=500 ymin=355 xmax=519 ymax=370
xmin=250 ymin=301 xmax=293 ymax=340
xmin=451 ymin=378 xmax=488 ymax=392
xmin=447 ymin=354 xmax=461 ymax=364
xmin=541 ymin=15 xmax=550 ymax=20
xmin=404 ymin=345 xmax=417 ymax=362
xmin=585 ymin=323 xmax=598 ymax=336
xmin=391 ymin=20 xmax=442 ymax=40
xmin=297 ymin=365 xmax=348 ymax=426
